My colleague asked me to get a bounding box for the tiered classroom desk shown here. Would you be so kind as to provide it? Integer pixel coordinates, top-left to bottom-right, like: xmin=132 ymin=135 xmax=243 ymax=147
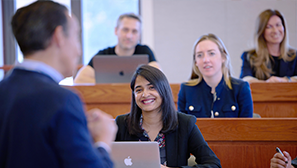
xmin=250 ymin=82 xmax=297 ymax=117
xmin=3 ymin=67 xmax=297 ymax=167
xmin=196 ymin=118 xmax=297 ymax=168
xmin=66 ymin=82 xmax=297 ymax=118
xmin=66 ymin=83 xmax=133 ymax=118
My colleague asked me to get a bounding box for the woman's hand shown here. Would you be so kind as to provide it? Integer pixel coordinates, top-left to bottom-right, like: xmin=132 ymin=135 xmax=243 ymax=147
xmin=161 ymin=164 xmax=169 ymax=168
xmin=266 ymin=76 xmax=289 ymax=82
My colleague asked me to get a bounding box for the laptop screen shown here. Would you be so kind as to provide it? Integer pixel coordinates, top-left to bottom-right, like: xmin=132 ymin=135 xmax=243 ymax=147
xmin=110 ymin=141 xmax=161 ymax=168
xmin=93 ymin=55 xmax=149 ymax=83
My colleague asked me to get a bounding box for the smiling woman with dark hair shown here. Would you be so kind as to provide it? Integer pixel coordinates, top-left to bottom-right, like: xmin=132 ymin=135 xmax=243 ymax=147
xmin=115 ymin=64 xmax=221 ymax=168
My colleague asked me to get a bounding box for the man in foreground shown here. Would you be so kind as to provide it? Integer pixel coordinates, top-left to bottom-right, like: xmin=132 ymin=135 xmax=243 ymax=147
xmin=0 ymin=1 xmax=117 ymax=168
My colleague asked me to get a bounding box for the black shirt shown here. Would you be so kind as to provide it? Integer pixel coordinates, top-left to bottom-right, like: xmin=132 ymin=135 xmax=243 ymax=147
xmin=88 ymin=44 xmax=157 ymax=68
xmin=271 ymin=55 xmax=281 ymax=76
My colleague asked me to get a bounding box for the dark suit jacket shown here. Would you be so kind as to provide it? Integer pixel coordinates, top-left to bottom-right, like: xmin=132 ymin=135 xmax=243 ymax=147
xmin=115 ymin=112 xmax=221 ymax=168
xmin=0 ymin=69 xmax=113 ymax=168
xmin=292 ymin=157 xmax=297 ymax=168
xmin=178 ymin=77 xmax=253 ymax=118
xmin=240 ymin=51 xmax=297 ymax=79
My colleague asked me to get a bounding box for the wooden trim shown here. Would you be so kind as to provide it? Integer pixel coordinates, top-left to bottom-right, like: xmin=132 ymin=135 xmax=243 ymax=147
xmin=196 ymin=118 xmax=297 ymax=141
xmin=0 ymin=65 xmax=13 ymax=71
xmin=196 ymin=118 xmax=297 ymax=168
xmin=67 ymin=83 xmax=297 ymax=118
xmin=250 ymin=82 xmax=297 ymax=102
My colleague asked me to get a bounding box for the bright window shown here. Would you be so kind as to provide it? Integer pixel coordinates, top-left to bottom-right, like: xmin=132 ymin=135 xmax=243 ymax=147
xmin=13 ymin=0 xmax=139 ymax=85
xmin=82 ymin=0 xmax=139 ymax=64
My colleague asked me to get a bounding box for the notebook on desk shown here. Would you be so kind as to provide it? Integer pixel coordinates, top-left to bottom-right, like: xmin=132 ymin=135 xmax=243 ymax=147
xmin=110 ymin=141 xmax=161 ymax=168
xmin=93 ymin=55 xmax=148 ymax=83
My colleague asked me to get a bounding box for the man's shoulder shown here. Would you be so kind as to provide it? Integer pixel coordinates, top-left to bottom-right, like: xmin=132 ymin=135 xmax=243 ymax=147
xmin=88 ymin=46 xmax=116 ymax=67
xmin=0 ymin=69 xmax=57 ymax=88
xmin=135 ymin=44 xmax=151 ymax=51
xmin=21 ymin=70 xmax=78 ymax=98
xmin=134 ymin=44 xmax=155 ymax=59
xmin=97 ymin=46 xmax=116 ymax=55
xmin=0 ymin=70 xmax=81 ymax=111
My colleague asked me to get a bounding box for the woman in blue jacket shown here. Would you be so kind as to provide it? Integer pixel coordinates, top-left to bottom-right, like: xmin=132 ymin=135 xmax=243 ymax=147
xmin=240 ymin=9 xmax=297 ymax=83
xmin=178 ymin=33 xmax=253 ymax=118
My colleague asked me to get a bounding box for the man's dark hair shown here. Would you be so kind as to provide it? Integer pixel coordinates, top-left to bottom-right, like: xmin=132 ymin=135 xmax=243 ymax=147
xmin=11 ymin=1 xmax=68 ymax=56
xmin=126 ymin=65 xmax=178 ymax=135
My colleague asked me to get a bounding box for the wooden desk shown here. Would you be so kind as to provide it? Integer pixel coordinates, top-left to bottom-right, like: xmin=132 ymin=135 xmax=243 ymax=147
xmin=66 ymin=84 xmax=180 ymax=118
xmin=250 ymin=82 xmax=297 ymax=117
xmin=0 ymin=65 xmax=13 ymax=71
xmin=66 ymin=82 xmax=297 ymax=118
xmin=196 ymin=118 xmax=297 ymax=168
xmin=66 ymin=84 xmax=132 ymax=118
xmin=66 ymin=84 xmax=297 ymax=167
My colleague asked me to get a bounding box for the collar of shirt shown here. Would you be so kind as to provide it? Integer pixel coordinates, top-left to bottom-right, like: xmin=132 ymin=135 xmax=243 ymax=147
xmin=214 ymin=76 xmax=226 ymax=96
xmin=201 ymin=76 xmax=226 ymax=97
xmin=139 ymin=116 xmax=165 ymax=148
xmin=14 ymin=59 xmax=64 ymax=83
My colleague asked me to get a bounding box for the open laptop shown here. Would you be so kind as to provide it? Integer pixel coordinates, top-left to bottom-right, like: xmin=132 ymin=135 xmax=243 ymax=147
xmin=110 ymin=141 xmax=161 ymax=168
xmin=93 ymin=55 xmax=148 ymax=83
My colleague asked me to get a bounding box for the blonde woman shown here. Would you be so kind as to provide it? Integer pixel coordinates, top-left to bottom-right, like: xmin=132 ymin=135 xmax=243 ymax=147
xmin=240 ymin=9 xmax=297 ymax=83
xmin=178 ymin=34 xmax=253 ymax=118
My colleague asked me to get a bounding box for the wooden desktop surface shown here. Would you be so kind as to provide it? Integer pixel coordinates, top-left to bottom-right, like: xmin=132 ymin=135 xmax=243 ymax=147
xmin=196 ymin=118 xmax=297 ymax=168
xmin=250 ymin=82 xmax=297 ymax=117
xmin=65 ymin=84 xmax=297 ymax=167
xmin=66 ymin=82 xmax=297 ymax=118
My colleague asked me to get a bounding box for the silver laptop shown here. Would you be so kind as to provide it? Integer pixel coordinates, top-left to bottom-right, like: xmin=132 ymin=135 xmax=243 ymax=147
xmin=93 ymin=55 xmax=148 ymax=83
xmin=111 ymin=141 xmax=161 ymax=168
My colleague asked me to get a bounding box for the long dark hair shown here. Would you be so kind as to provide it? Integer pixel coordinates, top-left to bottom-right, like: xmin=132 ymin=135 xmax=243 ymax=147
xmin=126 ymin=65 xmax=178 ymax=135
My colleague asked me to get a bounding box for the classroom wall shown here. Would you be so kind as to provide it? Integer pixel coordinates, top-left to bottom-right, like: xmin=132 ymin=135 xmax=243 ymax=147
xmin=141 ymin=0 xmax=297 ymax=83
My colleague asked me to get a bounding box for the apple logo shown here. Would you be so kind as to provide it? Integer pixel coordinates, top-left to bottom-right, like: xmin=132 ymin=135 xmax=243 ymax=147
xmin=124 ymin=156 xmax=133 ymax=166
xmin=119 ymin=71 xmax=124 ymax=76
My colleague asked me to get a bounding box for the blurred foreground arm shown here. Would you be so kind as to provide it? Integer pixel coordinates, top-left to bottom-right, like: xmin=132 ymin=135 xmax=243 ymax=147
xmin=74 ymin=65 xmax=95 ymax=84
xmin=87 ymin=108 xmax=118 ymax=149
